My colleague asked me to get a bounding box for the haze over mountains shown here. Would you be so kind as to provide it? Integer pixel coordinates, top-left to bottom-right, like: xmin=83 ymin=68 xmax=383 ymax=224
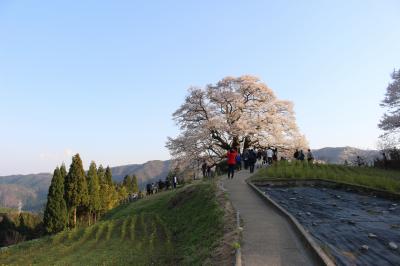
xmin=0 ymin=147 xmax=382 ymax=212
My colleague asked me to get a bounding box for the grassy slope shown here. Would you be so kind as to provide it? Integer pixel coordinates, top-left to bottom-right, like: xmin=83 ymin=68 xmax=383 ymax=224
xmin=251 ymin=161 xmax=400 ymax=192
xmin=0 ymin=182 xmax=224 ymax=265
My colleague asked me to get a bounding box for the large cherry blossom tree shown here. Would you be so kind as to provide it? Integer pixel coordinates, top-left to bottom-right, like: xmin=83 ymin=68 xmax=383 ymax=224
xmin=166 ymin=75 xmax=307 ymax=166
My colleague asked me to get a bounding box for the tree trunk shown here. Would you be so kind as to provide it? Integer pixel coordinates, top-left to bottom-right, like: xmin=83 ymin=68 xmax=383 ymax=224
xmin=232 ymin=136 xmax=240 ymax=151
xmin=94 ymin=212 xmax=97 ymax=224
xmin=66 ymin=210 xmax=70 ymax=228
xmin=88 ymin=211 xmax=91 ymax=226
xmin=243 ymin=136 xmax=251 ymax=151
xmin=211 ymin=130 xmax=230 ymax=150
xmin=73 ymin=208 xmax=77 ymax=227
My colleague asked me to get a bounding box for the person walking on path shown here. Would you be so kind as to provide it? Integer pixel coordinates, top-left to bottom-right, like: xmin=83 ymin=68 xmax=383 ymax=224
xmin=173 ymin=176 xmax=177 ymax=189
xmin=256 ymin=150 xmax=263 ymax=168
xmin=236 ymin=153 xmax=242 ymax=170
xmin=243 ymin=149 xmax=249 ymax=170
xmin=262 ymin=149 xmax=268 ymax=165
xmin=146 ymin=183 xmax=152 ymax=195
xmin=306 ymin=149 xmax=314 ymax=163
xmin=273 ymin=148 xmax=278 ymax=162
xmin=248 ymin=149 xmax=257 ymax=173
xmin=293 ymin=149 xmax=299 ymax=160
xmin=201 ymin=161 xmax=207 ymax=178
xmin=267 ymin=147 xmax=273 ymax=165
xmin=227 ymin=148 xmax=238 ymax=179
xmin=298 ymin=150 xmax=305 ymax=161
xmin=382 ymin=152 xmax=388 ymax=169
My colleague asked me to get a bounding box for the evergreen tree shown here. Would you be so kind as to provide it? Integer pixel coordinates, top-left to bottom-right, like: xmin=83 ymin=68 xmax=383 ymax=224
xmin=103 ymin=166 xmax=118 ymax=210
xmin=122 ymin=175 xmax=132 ymax=193
xmin=18 ymin=214 xmax=29 ymax=236
xmin=131 ymin=175 xmax=139 ymax=193
xmin=103 ymin=183 xmax=118 ymax=211
xmin=60 ymin=163 xmax=68 ymax=225
xmin=43 ymin=167 xmax=68 ymax=234
xmin=105 ymin=166 xmax=113 ymax=185
xmin=64 ymin=154 xmax=89 ymax=227
xmin=97 ymin=165 xmax=107 ymax=215
xmin=87 ymin=161 xmax=101 ymax=225
xmin=97 ymin=164 xmax=105 ymax=184
xmin=117 ymin=185 xmax=128 ymax=203
xmin=60 ymin=163 xmax=67 ymax=180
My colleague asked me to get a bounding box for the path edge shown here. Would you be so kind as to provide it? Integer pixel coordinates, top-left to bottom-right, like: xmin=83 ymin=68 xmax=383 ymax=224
xmin=247 ymin=181 xmax=336 ymax=266
xmin=235 ymin=210 xmax=242 ymax=266
xmin=217 ymin=180 xmax=242 ymax=266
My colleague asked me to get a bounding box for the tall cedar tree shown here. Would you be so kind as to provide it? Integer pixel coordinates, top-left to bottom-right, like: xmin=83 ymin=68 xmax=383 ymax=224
xmin=97 ymin=165 xmax=107 ymax=215
xmin=118 ymin=185 xmax=128 ymax=203
xmin=105 ymin=166 xmax=113 ymax=185
xmin=87 ymin=161 xmax=101 ymax=225
xmin=64 ymin=154 xmax=89 ymax=227
xmin=123 ymin=175 xmax=132 ymax=193
xmin=97 ymin=165 xmax=105 ymax=184
xmin=104 ymin=166 xmax=118 ymax=210
xmin=60 ymin=163 xmax=67 ymax=180
xmin=131 ymin=175 xmax=139 ymax=193
xmin=60 ymin=163 xmax=68 ymax=223
xmin=43 ymin=167 xmax=68 ymax=233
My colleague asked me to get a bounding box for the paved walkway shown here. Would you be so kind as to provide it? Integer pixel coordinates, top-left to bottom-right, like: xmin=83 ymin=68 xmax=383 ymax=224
xmin=222 ymin=170 xmax=316 ymax=266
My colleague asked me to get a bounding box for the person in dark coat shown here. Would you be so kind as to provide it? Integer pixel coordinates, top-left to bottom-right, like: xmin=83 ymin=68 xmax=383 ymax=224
xmin=272 ymin=148 xmax=278 ymax=162
xmin=298 ymin=150 xmax=305 ymax=161
xmin=306 ymin=149 xmax=314 ymax=163
xmin=201 ymin=161 xmax=207 ymax=178
xmin=294 ymin=149 xmax=299 ymax=160
xmin=146 ymin=183 xmax=152 ymax=195
xmin=243 ymin=149 xmax=249 ymax=169
xmin=207 ymin=165 xmax=212 ymax=177
xmin=248 ymin=149 xmax=257 ymax=173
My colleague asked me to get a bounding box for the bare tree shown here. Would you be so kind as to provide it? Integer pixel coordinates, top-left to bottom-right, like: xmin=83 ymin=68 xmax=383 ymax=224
xmin=166 ymin=75 xmax=307 ymax=166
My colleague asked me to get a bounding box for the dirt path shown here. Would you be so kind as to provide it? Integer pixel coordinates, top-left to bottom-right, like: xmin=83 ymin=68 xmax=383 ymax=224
xmin=222 ymin=169 xmax=316 ymax=266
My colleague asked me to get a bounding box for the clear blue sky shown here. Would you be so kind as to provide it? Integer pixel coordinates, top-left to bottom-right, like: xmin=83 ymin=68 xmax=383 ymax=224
xmin=1 ymin=1 xmax=399 ymax=175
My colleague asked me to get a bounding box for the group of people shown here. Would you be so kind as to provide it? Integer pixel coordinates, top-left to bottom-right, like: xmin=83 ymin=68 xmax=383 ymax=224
xmin=226 ymin=147 xmax=281 ymax=178
xmin=145 ymin=176 xmax=178 ymax=195
xmin=293 ymin=149 xmax=314 ymax=162
xmin=201 ymin=162 xmax=214 ymax=178
xmin=226 ymin=147 xmax=316 ymax=178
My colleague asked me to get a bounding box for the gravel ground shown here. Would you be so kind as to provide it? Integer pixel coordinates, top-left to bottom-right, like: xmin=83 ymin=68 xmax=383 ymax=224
xmin=259 ymin=185 xmax=400 ymax=266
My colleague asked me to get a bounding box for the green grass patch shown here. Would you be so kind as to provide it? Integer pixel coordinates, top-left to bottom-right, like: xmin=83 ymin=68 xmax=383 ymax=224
xmin=0 ymin=182 xmax=224 ymax=265
xmin=251 ymin=161 xmax=400 ymax=192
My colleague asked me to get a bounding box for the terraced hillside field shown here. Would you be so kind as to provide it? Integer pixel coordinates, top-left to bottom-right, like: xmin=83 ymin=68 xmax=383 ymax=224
xmin=0 ymin=182 xmax=224 ymax=265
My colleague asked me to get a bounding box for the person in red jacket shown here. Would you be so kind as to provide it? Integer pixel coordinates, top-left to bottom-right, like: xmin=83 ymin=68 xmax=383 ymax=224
xmin=227 ymin=148 xmax=238 ymax=179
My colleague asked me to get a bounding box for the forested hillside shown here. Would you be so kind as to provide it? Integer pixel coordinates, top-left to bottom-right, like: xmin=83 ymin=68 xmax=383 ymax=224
xmin=0 ymin=160 xmax=171 ymax=212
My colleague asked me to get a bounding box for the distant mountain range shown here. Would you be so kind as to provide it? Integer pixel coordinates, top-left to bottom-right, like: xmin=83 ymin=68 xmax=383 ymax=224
xmin=0 ymin=160 xmax=172 ymax=212
xmin=111 ymin=160 xmax=172 ymax=184
xmin=312 ymin=147 xmax=380 ymax=164
xmin=0 ymin=173 xmax=51 ymax=212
